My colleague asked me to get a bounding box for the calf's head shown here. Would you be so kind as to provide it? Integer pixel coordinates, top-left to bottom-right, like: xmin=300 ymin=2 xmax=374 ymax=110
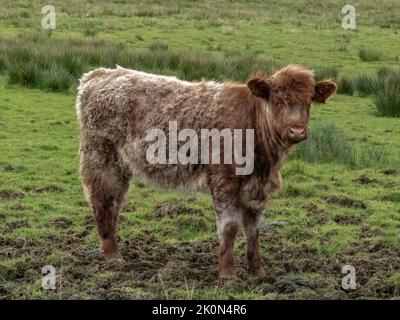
xmin=247 ymin=65 xmax=336 ymax=146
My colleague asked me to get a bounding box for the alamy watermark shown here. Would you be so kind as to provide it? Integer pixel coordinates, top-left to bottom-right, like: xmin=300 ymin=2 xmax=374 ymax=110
xmin=42 ymin=265 xmax=56 ymax=290
xmin=145 ymin=121 xmax=254 ymax=175
xmin=41 ymin=5 xmax=56 ymax=30
xmin=341 ymin=265 xmax=357 ymax=290
xmin=341 ymin=5 xmax=356 ymax=30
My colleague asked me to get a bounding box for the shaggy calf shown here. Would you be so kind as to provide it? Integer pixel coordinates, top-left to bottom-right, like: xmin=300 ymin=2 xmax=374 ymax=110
xmin=76 ymin=65 xmax=336 ymax=278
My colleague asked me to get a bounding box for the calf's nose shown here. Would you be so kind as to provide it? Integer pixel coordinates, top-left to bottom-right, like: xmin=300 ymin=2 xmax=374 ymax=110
xmin=288 ymin=127 xmax=307 ymax=142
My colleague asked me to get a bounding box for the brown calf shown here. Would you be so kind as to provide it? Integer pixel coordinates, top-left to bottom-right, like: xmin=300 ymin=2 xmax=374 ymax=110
xmin=76 ymin=65 xmax=336 ymax=278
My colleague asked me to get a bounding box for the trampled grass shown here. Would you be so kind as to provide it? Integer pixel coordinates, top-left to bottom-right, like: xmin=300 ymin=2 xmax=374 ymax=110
xmin=1 ymin=0 xmax=400 ymax=300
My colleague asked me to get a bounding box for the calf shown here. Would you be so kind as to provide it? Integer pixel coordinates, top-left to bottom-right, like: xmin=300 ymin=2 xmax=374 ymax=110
xmin=76 ymin=65 xmax=336 ymax=278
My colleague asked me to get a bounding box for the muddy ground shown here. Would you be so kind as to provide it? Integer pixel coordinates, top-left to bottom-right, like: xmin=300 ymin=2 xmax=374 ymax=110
xmin=2 ymin=204 xmax=400 ymax=300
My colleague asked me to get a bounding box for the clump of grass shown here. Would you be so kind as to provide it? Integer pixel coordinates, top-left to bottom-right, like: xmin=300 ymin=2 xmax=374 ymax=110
xmin=354 ymin=67 xmax=400 ymax=116
xmin=6 ymin=61 xmax=43 ymax=88
xmin=19 ymin=10 xmax=31 ymax=19
xmin=135 ymin=34 xmax=144 ymax=41
xmin=314 ymin=66 xmax=339 ymax=81
xmin=336 ymin=76 xmax=354 ymax=95
xmin=353 ymin=74 xmax=379 ymax=96
xmin=83 ymin=21 xmax=97 ymax=37
xmin=148 ymin=40 xmax=169 ymax=52
xmin=53 ymin=51 xmax=85 ymax=76
xmin=0 ymin=56 xmax=7 ymax=72
xmin=335 ymin=33 xmax=352 ymax=52
xmin=377 ymin=66 xmax=400 ymax=80
xmin=373 ymin=93 xmax=400 ymax=117
xmin=358 ymin=48 xmax=382 ymax=62
xmin=40 ymin=65 xmax=74 ymax=91
xmin=135 ymin=9 xmax=157 ymax=17
xmin=355 ymin=145 xmax=390 ymax=168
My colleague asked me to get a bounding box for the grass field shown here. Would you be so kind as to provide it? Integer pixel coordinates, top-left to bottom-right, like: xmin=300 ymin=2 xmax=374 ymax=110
xmin=1 ymin=0 xmax=400 ymax=299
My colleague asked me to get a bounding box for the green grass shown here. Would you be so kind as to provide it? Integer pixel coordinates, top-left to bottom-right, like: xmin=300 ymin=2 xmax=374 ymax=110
xmin=1 ymin=0 xmax=400 ymax=300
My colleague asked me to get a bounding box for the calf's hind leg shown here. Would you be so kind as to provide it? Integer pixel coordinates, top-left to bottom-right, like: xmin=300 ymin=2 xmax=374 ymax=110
xmin=80 ymin=153 xmax=132 ymax=261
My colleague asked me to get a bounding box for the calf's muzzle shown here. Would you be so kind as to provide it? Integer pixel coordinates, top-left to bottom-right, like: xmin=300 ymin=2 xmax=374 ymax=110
xmin=288 ymin=126 xmax=308 ymax=144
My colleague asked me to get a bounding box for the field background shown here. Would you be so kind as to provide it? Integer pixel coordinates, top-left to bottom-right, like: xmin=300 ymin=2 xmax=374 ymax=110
xmin=1 ymin=0 xmax=400 ymax=299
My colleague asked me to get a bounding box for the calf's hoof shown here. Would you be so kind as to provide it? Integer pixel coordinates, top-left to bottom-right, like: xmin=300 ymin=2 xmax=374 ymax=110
xmin=249 ymin=266 xmax=267 ymax=278
xmin=101 ymin=238 xmax=123 ymax=262
xmin=104 ymin=252 xmax=125 ymax=263
xmin=219 ymin=267 xmax=236 ymax=279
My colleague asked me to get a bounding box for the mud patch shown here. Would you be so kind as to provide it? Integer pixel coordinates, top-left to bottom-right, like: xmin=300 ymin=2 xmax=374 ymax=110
xmin=330 ymin=176 xmax=342 ymax=187
xmin=0 ymin=190 xmax=24 ymax=199
xmin=303 ymin=203 xmax=329 ymax=223
xmin=122 ymin=204 xmax=136 ymax=212
xmin=333 ymin=214 xmax=362 ymax=225
xmin=153 ymin=240 xmax=219 ymax=286
xmin=284 ymin=187 xmax=302 ymax=197
xmin=154 ymin=202 xmax=201 ymax=218
xmin=31 ymin=186 xmax=64 ymax=193
xmin=78 ymin=215 xmax=94 ymax=237
xmin=324 ymin=195 xmax=366 ymax=209
xmin=6 ymin=220 xmax=29 ymax=231
xmin=10 ymin=204 xmax=24 ymax=211
xmin=83 ymin=215 xmax=94 ymax=226
xmin=135 ymin=181 xmax=146 ymax=188
xmin=275 ymin=274 xmax=316 ymax=293
xmin=342 ymin=243 xmax=400 ymax=298
xmin=50 ymin=217 xmax=73 ymax=229
xmin=382 ymin=169 xmax=397 ymax=176
xmin=380 ymin=193 xmax=400 ymax=203
xmin=353 ymin=175 xmax=377 ymax=184
xmin=75 ymin=200 xmax=89 ymax=207
xmin=3 ymin=164 xmax=14 ymax=172
xmin=187 ymin=196 xmax=197 ymax=203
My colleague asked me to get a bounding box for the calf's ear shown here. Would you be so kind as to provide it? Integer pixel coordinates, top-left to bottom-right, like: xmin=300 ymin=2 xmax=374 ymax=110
xmin=312 ymin=80 xmax=337 ymax=104
xmin=247 ymin=78 xmax=270 ymax=100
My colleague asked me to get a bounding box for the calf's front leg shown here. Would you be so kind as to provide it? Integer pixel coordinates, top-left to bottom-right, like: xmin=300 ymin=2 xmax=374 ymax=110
xmin=210 ymin=172 xmax=241 ymax=278
xmin=242 ymin=209 xmax=266 ymax=277
xmin=216 ymin=211 xmax=240 ymax=278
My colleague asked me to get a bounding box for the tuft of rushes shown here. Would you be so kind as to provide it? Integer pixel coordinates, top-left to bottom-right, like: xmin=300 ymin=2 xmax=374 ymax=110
xmin=314 ymin=66 xmax=339 ymax=82
xmin=336 ymin=76 xmax=354 ymax=95
xmin=0 ymin=35 xmax=281 ymax=91
xmin=358 ymin=48 xmax=382 ymax=62
xmin=6 ymin=61 xmax=43 ymax=88
xmin=40 ymin=65 xmax=74 ymax=92
xmin=373 ymin=92 xmax=400 ymax=117
xmin=373 ymin=67 xmax=400 ymax=117
xmin=148 ymin=40 xmax=169 ymax=52
xmin=353 ymin=74 xmax=380 ymax=96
